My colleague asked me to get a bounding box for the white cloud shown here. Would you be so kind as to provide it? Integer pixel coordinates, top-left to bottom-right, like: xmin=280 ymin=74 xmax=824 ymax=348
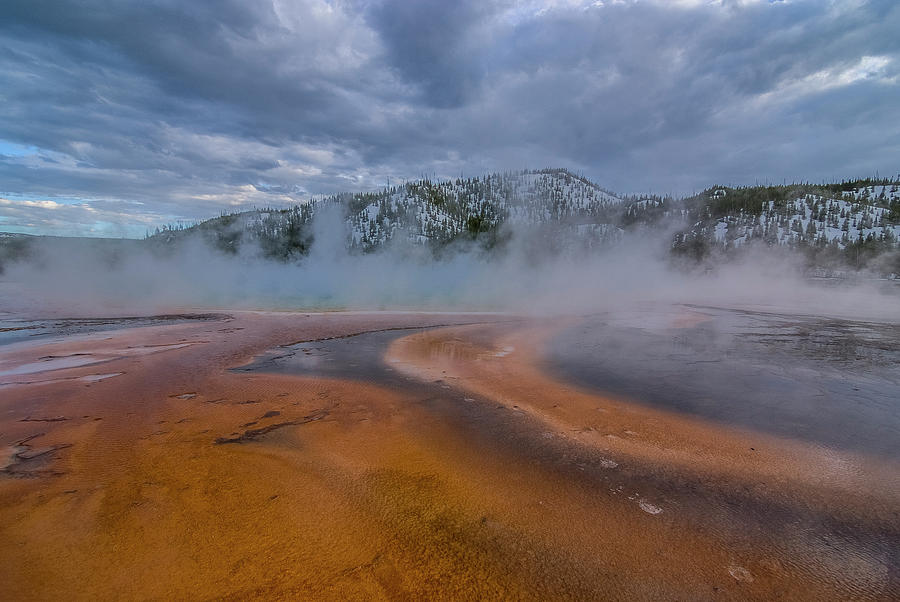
xmin=0 ymin=197 xmax=63 ymax=210
xmin=750 ymin=55 xmax=894 ymax=109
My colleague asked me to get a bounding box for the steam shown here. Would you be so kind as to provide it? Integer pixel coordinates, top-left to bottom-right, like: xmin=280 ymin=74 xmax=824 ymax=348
xmin=2 ymin=208 xmax=899 ymax=321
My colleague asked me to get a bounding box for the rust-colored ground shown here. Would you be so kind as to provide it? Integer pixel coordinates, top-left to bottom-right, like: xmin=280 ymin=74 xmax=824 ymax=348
xmin=0 ymin=311 xmax=897 ymax=600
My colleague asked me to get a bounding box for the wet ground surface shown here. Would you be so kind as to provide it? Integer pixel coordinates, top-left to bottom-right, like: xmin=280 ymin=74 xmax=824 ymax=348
xmin=235 ymin=319 xmax=518 ymax=388
xmin=236 ymin=327 xmax=444 ymax=387
xmin=234 ymin=328 xmax=539 ymax=453
xmin=237 ymin=318 xmax=900 ymax=599
xmin=0 ymin=313 xmax=226 ymax=346
xmin=544 ymin=305 xmax=900 ymax=458
xmin=3 ymin=309 xmax=898 ymax=599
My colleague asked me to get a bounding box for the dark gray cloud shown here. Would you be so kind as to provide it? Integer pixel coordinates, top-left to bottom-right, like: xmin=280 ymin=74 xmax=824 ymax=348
xmin=1 ymin=0 xmax=898 ymax=235
xmin=364 ymin=0 xmax=503 ymax=108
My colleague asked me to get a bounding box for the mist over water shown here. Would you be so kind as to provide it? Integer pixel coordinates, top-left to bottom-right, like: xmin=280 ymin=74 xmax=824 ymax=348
xmin=2 ymin=206 xmax=899 ymax=321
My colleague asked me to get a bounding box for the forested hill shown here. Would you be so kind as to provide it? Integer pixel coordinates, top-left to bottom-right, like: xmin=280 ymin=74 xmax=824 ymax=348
xmin=147 ymin=169 xmax=630 ymax=257
xmin=142 ymin=169 xmax=900 ymax=275
xmin=2 ymin=169 xmax=891 ymax=277
xmin=668 ymin=181 xmax=900 ymax=273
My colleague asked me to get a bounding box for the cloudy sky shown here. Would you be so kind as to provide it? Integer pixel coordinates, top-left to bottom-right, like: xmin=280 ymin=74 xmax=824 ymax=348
xmin=1 ymin=0 xmax=898 ymax=237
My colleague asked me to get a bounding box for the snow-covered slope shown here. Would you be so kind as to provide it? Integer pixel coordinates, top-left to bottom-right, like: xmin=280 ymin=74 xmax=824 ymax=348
xmin=346 ymin=168 xmax=625 ymax=250
xmin=678 ymin=187 xmax=899 ymax=251
xmin=144 ymin=170 xmax=900 ymax=274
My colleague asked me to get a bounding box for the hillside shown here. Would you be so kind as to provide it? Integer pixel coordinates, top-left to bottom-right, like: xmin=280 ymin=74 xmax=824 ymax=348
xmin=148 ymin=168 xmax=630 ymax=257
xmin=668 ymin=182 xmax=900 ymax=273
xmin=6 ymin=169 xmax=899 ymax=277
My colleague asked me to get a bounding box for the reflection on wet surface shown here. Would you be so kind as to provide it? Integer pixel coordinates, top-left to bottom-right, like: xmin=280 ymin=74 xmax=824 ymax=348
xmin=236 ymin=321 xmax=510 ymax=387
xmin=236 ymin=328 xmax=420 ymax=385
xmin=545 ymin=305 xmax=900 ymax=458
xmin=0 ymin=313 xmax=226 ymax=346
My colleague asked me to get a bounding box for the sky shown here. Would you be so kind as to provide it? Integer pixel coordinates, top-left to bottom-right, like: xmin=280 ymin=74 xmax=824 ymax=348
xmin=0 ymin=0 xmax=898 ymax=237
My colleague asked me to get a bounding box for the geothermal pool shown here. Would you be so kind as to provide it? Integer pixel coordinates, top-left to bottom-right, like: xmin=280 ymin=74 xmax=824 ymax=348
xmin=544 ymin=305 xmax=900 ymax=457
xmin=0 ymin=306 xmax=897 ymax=599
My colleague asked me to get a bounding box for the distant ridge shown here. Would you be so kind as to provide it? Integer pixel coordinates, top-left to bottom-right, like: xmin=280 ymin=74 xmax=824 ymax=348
xmin=3 ymin=170 xmax=899 ymax=276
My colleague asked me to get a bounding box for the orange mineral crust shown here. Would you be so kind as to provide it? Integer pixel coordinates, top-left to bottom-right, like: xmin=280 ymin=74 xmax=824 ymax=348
xmin=0 ymin=311 xmax=897 ymax=600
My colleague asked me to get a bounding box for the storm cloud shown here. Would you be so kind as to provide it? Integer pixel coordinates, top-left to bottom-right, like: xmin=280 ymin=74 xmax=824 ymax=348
xmin=1 ymin=0 xmax=898 ymax=236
